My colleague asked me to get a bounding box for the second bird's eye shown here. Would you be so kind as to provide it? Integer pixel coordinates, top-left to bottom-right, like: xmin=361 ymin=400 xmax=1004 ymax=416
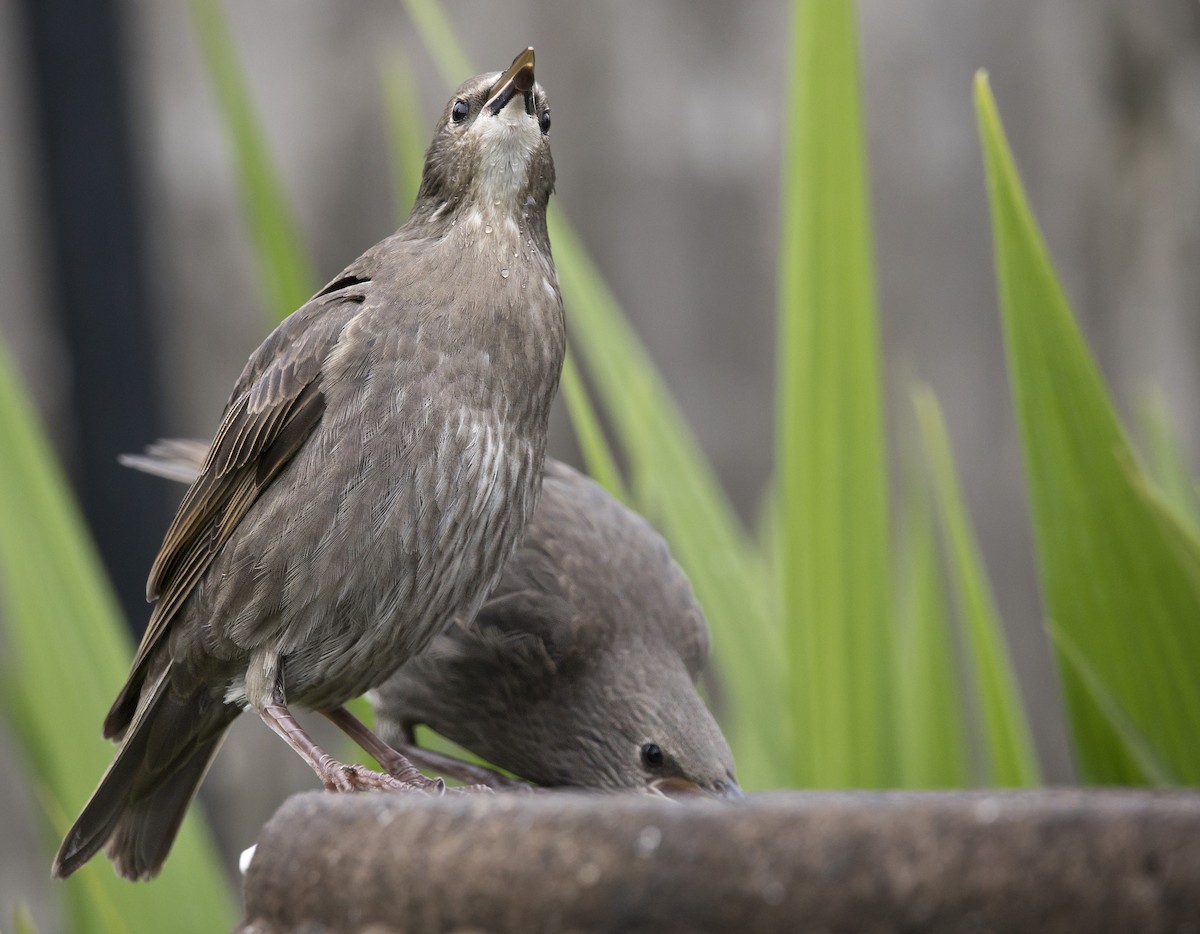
xmin=452 ymin=99 xmax=470 ymax=123
xmin=640 ymin=743 xmax=664 ymax=769
xmin=539 ymin=109 xmax=551 ymax=134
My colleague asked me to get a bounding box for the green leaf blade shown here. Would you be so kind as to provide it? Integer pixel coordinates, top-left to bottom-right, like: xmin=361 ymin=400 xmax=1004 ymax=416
xmin=894 ymin=441 xmax=971 ymax=789
xmin=188 ymin=0 xmax=316 ymax=320
xmin=381 ymin=55 xmax=428 ymax=222
xmin=914 ymin=387 xmax=1039 ymax=786
xmin=0 ymin=338 xmax=234 ymax=932
xmin=776 ymin=0 xmax=893 ymax=787
xmin=1136 ymin=390 xmax=1200 ymax=527
xmin=559 ymin=352 xmax=630 ymax=504
xmin=397 ymin=0 xmax=473 ymax=89
xmin=976 ymin=71 xmax=1200 ymax=784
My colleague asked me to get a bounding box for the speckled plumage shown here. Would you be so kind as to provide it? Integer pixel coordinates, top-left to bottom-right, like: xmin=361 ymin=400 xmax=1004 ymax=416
xmin=55 ymin=50 xmax=564 ymax=881
xmin=372 ymin=459 xmax=740 ymax=796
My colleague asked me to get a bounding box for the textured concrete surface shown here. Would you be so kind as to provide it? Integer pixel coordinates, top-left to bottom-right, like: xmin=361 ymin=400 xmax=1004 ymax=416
xmin=239 ymin=789 xmax=1200 ymax=933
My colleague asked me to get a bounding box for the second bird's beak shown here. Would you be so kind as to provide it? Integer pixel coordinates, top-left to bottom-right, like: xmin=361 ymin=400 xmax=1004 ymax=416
xmin=485 ymin=47 xmax=536 ymax=117
xmin=711 ymin=777 xmax=745 ymax=801
xmin=650 ymin=776 xmax=745 ymax=802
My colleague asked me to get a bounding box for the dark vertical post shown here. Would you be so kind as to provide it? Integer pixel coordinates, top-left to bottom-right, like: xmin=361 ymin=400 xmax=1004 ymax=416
xmin=18 ymin=0 xmax=166 ymax=636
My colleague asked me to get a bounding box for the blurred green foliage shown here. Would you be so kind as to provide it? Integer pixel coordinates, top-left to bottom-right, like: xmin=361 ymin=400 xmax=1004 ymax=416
xmin=0 ymin=331 xmax=233 ymax=931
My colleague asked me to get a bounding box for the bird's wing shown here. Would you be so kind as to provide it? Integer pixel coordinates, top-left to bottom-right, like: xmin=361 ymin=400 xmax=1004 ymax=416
xmin=465 ymin=587 xmax=575 ymax=672
xmin=104 ymin=290 xmax=365 ymax=738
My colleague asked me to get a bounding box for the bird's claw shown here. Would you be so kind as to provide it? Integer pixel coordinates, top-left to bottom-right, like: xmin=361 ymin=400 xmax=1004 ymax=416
xmin=376 ymin=763 xmax=446 ymax=795
xmin=449 ymin=782 xmax=495 ymax=795
xmin=322 ymin=762 xmax=440 ymax=795
xmin=323 ymin=763 xmax=402 ymax=793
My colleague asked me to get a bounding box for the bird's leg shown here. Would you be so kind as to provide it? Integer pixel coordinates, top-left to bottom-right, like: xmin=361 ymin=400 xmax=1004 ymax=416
xmin=321 ymin=707 xmax=445 ymax=793
xmin=391 ymin=740 xmax=534 ymax=793
xmin=257 ymin=698 xmax=425 ymax=794
xmin=327 ymin=707 xmax=531 ymax=792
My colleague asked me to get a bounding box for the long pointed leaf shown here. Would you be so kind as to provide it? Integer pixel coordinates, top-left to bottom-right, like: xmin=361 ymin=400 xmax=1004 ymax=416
xmin=559 ymin=352 xmax=630 ymax=503
xmin=894 ymin=436 xmax=970 ymax=788
xmin=914 ymin=387 xmax=1039 ymax=786
xmin=0 ymin=338 xmax=234 ymax=931
xmin=188 ymin=0 xmax=315 ymax=319
xmin=397 ymin=0 xmax=472 ymax=89
xmin=977 ymin=71 xmax=1200 ymax=784
xmin=1136 ymin=390 xmax=1200 ymax=527
xmin=776 ymin=0 xmax=893 ymax=787
xmin=381 ymin=55 xmax=428 ymax=221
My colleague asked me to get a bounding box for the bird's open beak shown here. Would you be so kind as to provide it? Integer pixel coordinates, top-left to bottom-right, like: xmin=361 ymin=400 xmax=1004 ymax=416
xmin=484 ymin=47 xmax=536 ymax=117
xmin=650 ymin=776 xmax=745 ymax=802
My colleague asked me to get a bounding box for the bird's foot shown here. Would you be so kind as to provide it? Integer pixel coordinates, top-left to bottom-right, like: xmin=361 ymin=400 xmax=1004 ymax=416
xmin=321 ymin=706 xmax=525 ymax=794
xmin=373 ymin=756 xmax=446 ymax=793
xmin=320 ymin=758 xmax=443 ymax=795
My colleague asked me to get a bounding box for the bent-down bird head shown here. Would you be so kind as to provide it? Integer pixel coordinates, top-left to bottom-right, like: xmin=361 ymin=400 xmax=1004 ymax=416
xmin=416 ymin=48 xmax=554 ymax=219
xmin=384 ymin=604 xmax=744 ymax=800
xmin=572 ymin=643 xmax=743 ymax=801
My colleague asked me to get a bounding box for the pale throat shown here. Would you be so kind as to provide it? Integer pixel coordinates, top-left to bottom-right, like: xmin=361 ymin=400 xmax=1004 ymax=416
xmin=470 ymin=99 xmax=538 ymax=220
xmin=454 ymin=135 xmax=539 ymax=263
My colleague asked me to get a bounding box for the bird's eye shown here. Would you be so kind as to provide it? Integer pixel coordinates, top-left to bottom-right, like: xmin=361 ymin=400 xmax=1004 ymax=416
xmin=539 ymin=109 xmax=551 ymax=134
xmin=640 ymin=743 xmax=664 ymax=769
xmin=452 ymin=100 xmax=470 ymax=123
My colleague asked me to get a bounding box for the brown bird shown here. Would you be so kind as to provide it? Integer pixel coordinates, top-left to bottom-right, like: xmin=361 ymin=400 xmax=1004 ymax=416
xmin=123 ymin=449 xmax=740 ymax=798
xmin=54 ymin=47 xmax=564 ymax=881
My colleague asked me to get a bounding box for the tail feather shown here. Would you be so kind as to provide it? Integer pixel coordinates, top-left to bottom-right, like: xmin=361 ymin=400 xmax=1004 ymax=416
xmin=53 ymin=746 xmax=140 ymax=879
xmin=54 ymin=672 xmax=234 ymax=881
xmin=104 ymin=733 xmax=225 ymax=881
xmin=118 ymin=439 xmax=206 ymax=485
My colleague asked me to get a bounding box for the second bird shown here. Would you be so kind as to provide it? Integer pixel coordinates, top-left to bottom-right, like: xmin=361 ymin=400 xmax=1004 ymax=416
xmin=55 ymin=48 xmax=565 ymax=881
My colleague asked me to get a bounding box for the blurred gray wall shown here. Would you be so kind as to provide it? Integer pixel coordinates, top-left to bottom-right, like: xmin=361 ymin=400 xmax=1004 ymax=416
xmin=2 ymin=0 xmax=1198 ymax=925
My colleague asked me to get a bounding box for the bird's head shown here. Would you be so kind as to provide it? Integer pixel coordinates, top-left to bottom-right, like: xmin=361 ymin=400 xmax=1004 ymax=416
xmin=414 ymin=48 xmax=554 ymax=223
xmin=461 ymin=613 xmax=742 ymax=801
xmin=565 ymin=645 xmax=743 ymax=801
xmin=378 ymin=609 xmax=743 ymax=801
